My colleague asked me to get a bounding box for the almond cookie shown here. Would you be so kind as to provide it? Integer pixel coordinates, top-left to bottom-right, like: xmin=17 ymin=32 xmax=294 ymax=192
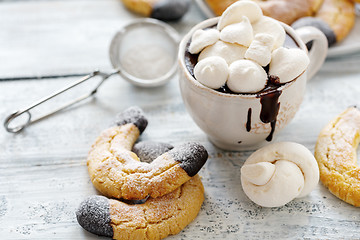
xmin=315 ymin=107 xmax=360 ymax=206
xmin=76 ymin=175 xmax=204 ymax=240
xmin=87 ymin=106 xmax=208 ymax=200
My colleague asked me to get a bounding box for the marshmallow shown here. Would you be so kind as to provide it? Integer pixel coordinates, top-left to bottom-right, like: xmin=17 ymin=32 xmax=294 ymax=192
xmin=269 ymin=47 xmax=310 ymax=83
xmin=217 ymin=0 xmax=263 ymax=30
xmin=227 ymin=59 xmax=267 ymax=93
xmin=252 ymin=16 xmax=286 ymax=50
xmin=245 ymin=33 xmax=274 ymax=66
xmin=194 ymin=56 xmax=229 ymax=89
xmin=220 ymin=16 xmax=253 ymax=47
xmin=241 ymin=142 xmax=320 ymax=207
xmin=198 ymin=40 xmax=247 ymax=65
xmin=189 ymin=29 xmax=220 ymax=54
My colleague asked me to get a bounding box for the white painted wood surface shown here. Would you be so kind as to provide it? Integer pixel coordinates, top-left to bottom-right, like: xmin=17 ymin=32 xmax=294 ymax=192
xmin=1 ymin=0 xmax=360 ymax=239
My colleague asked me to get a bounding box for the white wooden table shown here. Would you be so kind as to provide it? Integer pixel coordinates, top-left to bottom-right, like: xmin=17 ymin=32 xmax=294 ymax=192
xmin=1 ymin=0 xmax=360 ymax=239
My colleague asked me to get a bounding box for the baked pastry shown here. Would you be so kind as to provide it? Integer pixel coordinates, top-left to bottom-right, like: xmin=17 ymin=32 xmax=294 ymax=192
xmin=315 ymin=107 xmax=360 ymax=207
xmin=293 ymin=0 xmax=355 ymax=45
xmin=121 ymin=0 xmax=190 ymax=20
xmin=314 ymin=0 xmax=355 ymax=42
xmin=76 ymin=175 xmax=204 ymax=240
xmin=87 ymin=106 xmax=208 ymax=200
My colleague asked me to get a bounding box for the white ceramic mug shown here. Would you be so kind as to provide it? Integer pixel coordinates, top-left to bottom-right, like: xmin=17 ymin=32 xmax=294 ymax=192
xmin=178 ymin=17 xmax=327 ymax=150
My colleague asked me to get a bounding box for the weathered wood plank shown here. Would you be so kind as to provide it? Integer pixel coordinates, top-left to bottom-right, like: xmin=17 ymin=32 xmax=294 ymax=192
xmin=1 ymin=0 xmax=360 ymax=80
xmin=0 ymin=66 xmax=360 ymax=238
xmin=0 ymin=0 xmax=205 ymax=79
xmin=1 ymin=0 xmax=360 ymax=239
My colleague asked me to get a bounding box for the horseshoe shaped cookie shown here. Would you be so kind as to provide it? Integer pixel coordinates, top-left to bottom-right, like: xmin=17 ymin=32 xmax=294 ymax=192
xmin=87 ymin=106 xmax=208 ymax=200
xmin=315 ymin=107 xmax=360 ymax=206
xmin=77 ymin=175 xmax=204 ymax=240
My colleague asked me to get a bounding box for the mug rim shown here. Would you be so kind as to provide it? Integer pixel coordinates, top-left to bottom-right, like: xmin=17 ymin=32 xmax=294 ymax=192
xmin=178 ymin=17 xmax=308 ymax=99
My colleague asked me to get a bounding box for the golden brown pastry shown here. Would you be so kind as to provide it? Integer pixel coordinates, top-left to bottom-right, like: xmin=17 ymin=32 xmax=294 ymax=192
xmin=315 ymin=107 xmax=360 ymax=207
xmin=87 ymin=106 xmax=208 ymax=200
xmin=315 ymin=0 xmax=356 ymax=42
xmin=77 ymin=175 xmax=205 ymax=240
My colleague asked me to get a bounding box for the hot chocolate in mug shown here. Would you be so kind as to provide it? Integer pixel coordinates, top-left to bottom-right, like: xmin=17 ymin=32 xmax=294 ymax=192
xmin=178 ymin=17 xmax=327 ymax=150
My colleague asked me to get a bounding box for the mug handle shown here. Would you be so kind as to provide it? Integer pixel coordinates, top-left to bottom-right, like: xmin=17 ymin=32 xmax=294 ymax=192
xmin=295 ymin=26 xmax=328 ymax=81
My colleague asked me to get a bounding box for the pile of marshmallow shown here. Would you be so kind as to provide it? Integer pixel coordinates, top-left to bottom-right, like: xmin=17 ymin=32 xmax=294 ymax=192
xmin=189 ymin=0 xmax=310 ymax=93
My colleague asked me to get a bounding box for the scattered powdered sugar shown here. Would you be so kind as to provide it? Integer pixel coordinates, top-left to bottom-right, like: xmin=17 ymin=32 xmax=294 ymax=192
xmin=0 ymin=196 xmax=7 ymax=218
xmin=120 ymin=44 xmax=174 ymax=80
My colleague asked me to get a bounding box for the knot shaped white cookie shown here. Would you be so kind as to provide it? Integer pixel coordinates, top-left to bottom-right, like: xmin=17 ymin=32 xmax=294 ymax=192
xmin=241 ymin=142 xmax=319 ymax=207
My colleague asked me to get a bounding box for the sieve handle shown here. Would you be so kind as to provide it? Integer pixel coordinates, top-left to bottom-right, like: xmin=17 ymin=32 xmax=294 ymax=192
xmin=4 ymin=70 xmax=119 ymax=133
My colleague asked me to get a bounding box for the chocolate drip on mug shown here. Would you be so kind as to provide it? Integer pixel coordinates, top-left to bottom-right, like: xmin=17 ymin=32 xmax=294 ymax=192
xmin=257 ymin=90 xmax=282 ymax=141
xmin=246 ymin=108 xmax=252 ymax=132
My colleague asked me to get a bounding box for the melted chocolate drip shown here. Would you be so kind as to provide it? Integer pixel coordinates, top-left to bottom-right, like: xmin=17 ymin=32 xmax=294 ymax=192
xmin=268 ymin=121 xmax=277 ymax=142
xmin=257 ymin=90 xmax=282 ymax=141
xmin=246 ymin=108 xmax=252 ymax=132
xmin=268 ymin=75 xmax=280 ymax=85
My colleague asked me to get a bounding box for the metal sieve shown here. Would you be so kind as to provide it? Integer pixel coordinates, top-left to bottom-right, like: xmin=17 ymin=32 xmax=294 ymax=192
xmin=4 ymin=18 xmax=179 ymax=133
